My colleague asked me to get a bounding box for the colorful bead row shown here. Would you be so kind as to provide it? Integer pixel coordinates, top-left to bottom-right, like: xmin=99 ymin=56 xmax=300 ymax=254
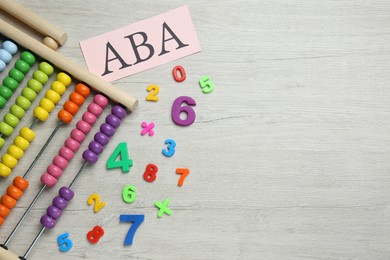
xmin=0 ymin=176 xmax=29 ymax=225
xmin=57 ymin=83 xmax=91 ymax=124
xmin=0 ymin=40 xmax=18 ymax=72
xmin=40 ymin=186 xmax=74 ymax=229
xmin=82 ymin=105 xmax=127 ymax=164
xmin=0 ymin=51 xmax=36 ymax=109
xmin=41 ymin=94 xmax=108 ymax=187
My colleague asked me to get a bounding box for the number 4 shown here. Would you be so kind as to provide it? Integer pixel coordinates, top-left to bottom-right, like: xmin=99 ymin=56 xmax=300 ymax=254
xmin=107 ymin=142 xmax=133 ymax=173
xmin=120 ymin=214 xmax=145 ymax=245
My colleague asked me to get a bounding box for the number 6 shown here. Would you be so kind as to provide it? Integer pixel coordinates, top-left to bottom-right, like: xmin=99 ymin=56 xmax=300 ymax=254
xmin=171 ymin=96 xmax=196 ymax=126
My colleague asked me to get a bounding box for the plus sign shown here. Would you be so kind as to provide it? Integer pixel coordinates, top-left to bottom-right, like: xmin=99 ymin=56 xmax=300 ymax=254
xmin=154 ymin=198 xmax=172 ymax=218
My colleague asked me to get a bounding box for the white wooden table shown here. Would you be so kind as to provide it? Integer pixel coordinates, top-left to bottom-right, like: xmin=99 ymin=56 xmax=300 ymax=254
xmin=1 ymin=0 xmax=390 ymax=259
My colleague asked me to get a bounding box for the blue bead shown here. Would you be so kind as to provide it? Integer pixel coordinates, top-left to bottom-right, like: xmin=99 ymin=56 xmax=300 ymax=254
xmin=0 ymin=49 xmax=12 ymax=64
xmin=2 ymin=41 xmax=18 ymax=55
xmin=0 ymin=60 xmax=5 ymax=72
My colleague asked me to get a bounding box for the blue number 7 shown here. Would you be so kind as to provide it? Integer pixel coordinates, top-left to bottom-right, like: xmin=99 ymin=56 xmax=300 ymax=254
xmin=120 ymin=214 xmax=145 ymax=245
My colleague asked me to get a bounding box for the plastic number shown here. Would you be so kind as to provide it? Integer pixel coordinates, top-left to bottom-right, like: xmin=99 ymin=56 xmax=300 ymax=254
xmin=106 ymin=142 xmax=133 ymax=173
xmin=57 ymin=232 xmax=73 ymax=252
xmin=122 ymin=185 xmax=136 ymax=203
xmin=199 ymin=76 xmax=215 ymax=94
xmin=87 ymin=225 xmax=105 ymax=244
xmin=87 ymin=193 xmax=106 ymax=213
xmin=172 ymin=65 xmax=186 ymax=82
xmin=143 ymin=164 xmax=158 ymax=182
xmin=120 ymin=214 xmax=145 ymax=245
xmin=146 ymin=84 xmax=159 ymax=101
xmin=176 ymin=168 xmax=190 ymax=187
xmin=171 ymin=96 xmax=196 ymax=126
xmin=162 ymin=139 xmax=176 ymax=157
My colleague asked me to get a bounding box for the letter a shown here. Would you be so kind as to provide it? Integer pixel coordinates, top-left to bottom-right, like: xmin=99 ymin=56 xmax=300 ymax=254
xmin=102 ymin=42 xmax=132 ymax=76
xmin=158 ymin=22 xmax=189 ymax=56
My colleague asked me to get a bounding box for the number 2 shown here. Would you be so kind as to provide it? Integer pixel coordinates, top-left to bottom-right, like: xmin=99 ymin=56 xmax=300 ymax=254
xmin=57 ymin=232 xmax=73 ymax=252
xmin=87 ymin=193 xmax=106 ymax=213
xmin=120 ymin=214 xmax=145 ymax=245
xmin=146 ymin=84 xmax=159 ymax=101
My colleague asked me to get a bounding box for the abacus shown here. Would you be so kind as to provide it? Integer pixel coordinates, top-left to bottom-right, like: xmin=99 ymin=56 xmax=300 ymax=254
xmin=0 ymin=0 xmax=138 ymax=259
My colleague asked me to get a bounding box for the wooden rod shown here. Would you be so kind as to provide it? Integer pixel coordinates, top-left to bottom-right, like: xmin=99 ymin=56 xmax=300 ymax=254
xmin=0 ymin=0 xmax=67 ymax=45
xmin=0 ymin=247 xmax=19 ymax=260
xmin=0 ymin=19 xmax=138 ymax=112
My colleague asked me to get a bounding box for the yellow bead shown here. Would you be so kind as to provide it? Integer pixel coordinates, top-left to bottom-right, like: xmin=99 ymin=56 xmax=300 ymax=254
xmin=39 ymin=98 xmax=55 ymax=113
xmin=33 ymin=107 xmax=49 ymax=121
xmin=0 ymin=163 xmax=11 ymax=177
xmin=19 ymin=127 xmax=35 ymax=142
xmin=7 ymin=145 xmax=23 ymax=160
xmin=14 ymin=136 xmax=29 ymax=151
xmin=45 ymin=90 xmax=61 ymax=104
xmin=0 ymin=137 xmax=4 ymax=149
xmin=51 ymin=81 xmax=66 ymax=95
xmin=2 ymin=154 xmax=17 ymax=169
xmin=56 ymin=72 xmax=72 ymax=87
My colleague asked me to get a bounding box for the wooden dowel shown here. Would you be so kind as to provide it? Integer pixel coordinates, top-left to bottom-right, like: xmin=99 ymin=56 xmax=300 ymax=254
xmin=0 ymin=247 xmax=19 ymax=260
xmin=0 ymin=0 xmax=67 ymax=46
xmin=0 ymin=19 xmax=138 ymax=112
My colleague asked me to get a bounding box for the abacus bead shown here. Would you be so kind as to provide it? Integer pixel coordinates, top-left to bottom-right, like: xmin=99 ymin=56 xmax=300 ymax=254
xmin=15 ymin=96 xmax=31 ymax=110
xmin=0 ymin=163 xmax=11 ymax=177
xmin=0 ymin=49 xmax=12 ymax=63
xmin=89 ymin=141 xmax=104 ymax=155
xmin=20 ymin=51 xmax=36 ymax=66
xmin=21 ymin=87 xmax=36 ymax=101
xmin=0 ymin=205 xmax=10 ymax=219
xmin=45 ymin=89 xmax=61 ymax=104
xmin=65 ymin=138 xmax=80 ymax=152
xmin=59 ymin=187 xmax=74 ymax=201
xmin=13 ymin=176 xmax=29 ymax=191
xmin=4 ymin=113 xmax=19 ymax=127
xmin=9 ymin=69 xmax=24 ymax=83
xmin=40 ymin=98 xmax=55 ymax=112
xmin=0 ymin=97 xmax=5 ymax=109
xmin=77 ymin=121 xmax=92 ymax=134
xmin=3 ymin=77 xmax=18 ymax=91
xmin=14 ymin=136 xmax=29 ymax=150
xmin=0 ymin=217 xmax=3 ymax=225
xmin=100 ymin=123 xmax=115 ymax=137
xmin=40 ymin=214 xmax=56 ymax=229
xmin=10 ymin=105 xmax=25 ymax=119
xmin=34 ymin=107 xmax=49 ymax=121
xmin=41 ymin=173 xmax=57 ymax=187
xmin=58 ymin=110 xmax=73 ymax=124
xmin=2 ymin=154 xmax=17 ymax=168
xmin=47 ymin=205 xmax=62 ymax=219
xmin=47 ymin=164 xmax=62 ymax=178
xmin=94 ymin=94 xmax=109 ymax=108
xmin=14 ymin=60 xmax=30 ymax=75
xmin=27 ymin=78 xmax=43 ymax=93
xmin=0 ymin=86 xmax=12 ymax=100
xmin=53 ymin=156 xmax=68 ymax=170
xmin=0 ymin=122 xmax=14 ymax=136
xmin=70 ymin=92 xmax=85 ymax=106
xmin=83 ymin=150 xmax=98 ymax=163
xmin=0 ymin=60 xmax=5 ymax=71
xmin=3 ymin=41 xmax=18 ymax=55
xmin=57 ymin=72 xmax=72 ymax=86
xmin=64 ymin=101 xmax=79 ymax=115
xmin=88 ymin=103 xmax=103 ymax=117
xmin=1 ymin=195 xmax=16 ymax=209
xmin=7 ymin=186 xmax=23 ymax=200
xmin=70 ymin=129 xmax=85 ymax=143
xmin=33 ymin=70 xmax=48 ymax=84
xmin=20 ymin=127 xmax=35 ymax=142
xmin=112 ymin=105 xmax=126 ymax=119
xmin=39 ymin=62 xmax=54 ymax=76
xmin=59 ymin=147 xmax=75 ymax=161
xmin=75 ymin=83 xmax=90 ymax=97
xmin=53 ymin=196 xmax=68 ymax=209
xmin=7 ymin=145 xmax=23 ymax=160
xmin=82 ymin=112 xmax=97 ymax=125
xmin=94 ymin=132 xmax=109 ymax=146
xmin=51 ymin=81 xmax=66 ymax=95
xmin=0 ymin=137 xmax=4 ymax=148
xmin=106 ymin=114 xmax=121 ymax=128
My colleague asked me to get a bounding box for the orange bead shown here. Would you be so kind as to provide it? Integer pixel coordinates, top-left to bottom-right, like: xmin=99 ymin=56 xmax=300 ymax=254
xmin=63 ymin=100 xmax=79 ymax=115
xmin=7 ymin=185 xmax=23 ymax=200
xmin=0 ymin=217 xmax=4 ymax=225
xmin=58 ymin=109 xmax=73 ymax=124
xmin=13 ymin=176 xmax=29 ymax=191
xmin=75 ymin=83 xmax=90 ymax=97
xmin=69 ymin=92 xmax=85 ymax=106
xmin=0 ymin=204 xmax=10 ymax=218
xmin=1 ymin=195 xmax=16 ymax=209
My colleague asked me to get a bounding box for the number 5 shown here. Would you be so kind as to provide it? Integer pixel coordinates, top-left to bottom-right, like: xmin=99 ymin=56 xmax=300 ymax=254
xmin=199 ymin=76 xmax=214 ymax=94
xmin=120 ymin=214 xmax=145 ymax=245
xmin=57 ymin=232 xmax=73 ymax=252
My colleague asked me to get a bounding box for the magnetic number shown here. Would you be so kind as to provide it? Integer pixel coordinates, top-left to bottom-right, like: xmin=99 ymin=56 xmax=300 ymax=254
xmin=171 ymin=96 xmax=196 ymax=126
xmin=106 ymin=142 xmax=133 ymax=173
xmin=143 ymin=164 xmax=158 ymax=182
xmin=199 ymin=76 xmax=215 ymax=94
xmin=122 ymin=185 xmax=136 ymax=203
xmin=87 ymin=193 xmax=106 ymax=213
xmin=120 ymin=214 xmax=145 ymax=245
xmin=57 ymin=232 xmax=73 ymax=252
xmin=146 ymin=84 xmax=159 ymax=101
xmin=87 ymin=226 xmax=105 ymax=244
xmin=176 ymin=168 xmax=190 ymax=187
xmin=162 ymin=139 xmax=176 ymax=157
xmin=172 ymin=65 xmax=186 ymax=82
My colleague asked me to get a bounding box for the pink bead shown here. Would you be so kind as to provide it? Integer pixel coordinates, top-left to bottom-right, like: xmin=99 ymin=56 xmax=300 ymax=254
xmin=82 ymin=112 xmax=97 ymax=125
xmin=64 ymin=137 xmax=80 ymax=152
xmin=70 ymin=129 xmax=85 ymax=143
xmin=76 ymin=120 xmax=92 ymax=134
xmin=88 ymin=103 xmax=103 ymax=117
xmin=47 ymin=164 xmax=62 ymax=178
xmin=53 ymin=156 xmax=68 ymax=169
xmin=59 ymin=147 xmax=74 ymax=161
xmin=93 ymin=94 xmax=109 ymax=108
xmin=41 ymin=173 xmax=57 ymax=187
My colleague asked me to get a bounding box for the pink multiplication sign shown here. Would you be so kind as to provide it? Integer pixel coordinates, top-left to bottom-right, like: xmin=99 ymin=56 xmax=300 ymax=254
xmin=79 ymin=5 xmax=201 ymax=82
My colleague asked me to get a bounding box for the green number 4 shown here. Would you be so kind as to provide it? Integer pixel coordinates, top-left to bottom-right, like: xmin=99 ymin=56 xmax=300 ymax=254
xmin=107 ymin=142 xmax=133 ymax=173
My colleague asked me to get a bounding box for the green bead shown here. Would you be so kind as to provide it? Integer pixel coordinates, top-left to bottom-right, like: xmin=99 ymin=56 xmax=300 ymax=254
xmin=15 ymin=96 xmax=31 ymax=110
xmin=27 ymin=79 xmax=43 ymax=93
xmin=21 ymin=87 xmax=37 ymax=101
xmin=20 ymin=51 xmax=36 ymax=66
xmin=0 ymin=137 xmax=4 ymax=149
xmin=4 ymin=113 xmax=19 ymax=128
xmin=0 ymin=96 xmax=6 ymax=108
xmin=10 ymin=105 xmax=25 ymax=119
xmin=0 ymin=122 xmax=14 ymax=136
xmin=33 ymin=70 xmax=49 ymax=84
xmin=9 ymin=68 xmax=24 ymax=83
xmin=15 ymin=60 xmax=31 ymax=75
xmin=39 ymin=62 xmax=54 ymax=76
xmin=3 ymin=77 xmax=19 ymax=91
xmin=0 ymin=86 xmax=12 ymax=100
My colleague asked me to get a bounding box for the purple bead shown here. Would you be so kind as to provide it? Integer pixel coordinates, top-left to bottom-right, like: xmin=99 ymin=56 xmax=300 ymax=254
xmin=106 ymin=114 xmax=121 ymax=128
xmin=100 ymin=123 xmax=115 ymax=137
xmin=40 ymin=214 xmax=56 ymax=229
xmin=53 ymin=196 xmax=68 ymax=210
xmin=112 ymin=105 xmax=126 ymax=119
xmin=89 ymin=141 xmax=104 ymax=154
xmin=59 ymin=186 xmax=74 ymax=201
xmin=94 ymin=132 xmax=109 ymax=146
xmin=47 ymin=205 xmax=62 ymax=219
xmin=83 ymin=150 xmax=98 ymax=163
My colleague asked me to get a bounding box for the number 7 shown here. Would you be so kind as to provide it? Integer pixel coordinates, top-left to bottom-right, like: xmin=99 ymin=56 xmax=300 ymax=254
xmin=176 ymin=168 xmax=190 ymax=187
xmin=120 ymin=214 xmax=145 ymax=245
